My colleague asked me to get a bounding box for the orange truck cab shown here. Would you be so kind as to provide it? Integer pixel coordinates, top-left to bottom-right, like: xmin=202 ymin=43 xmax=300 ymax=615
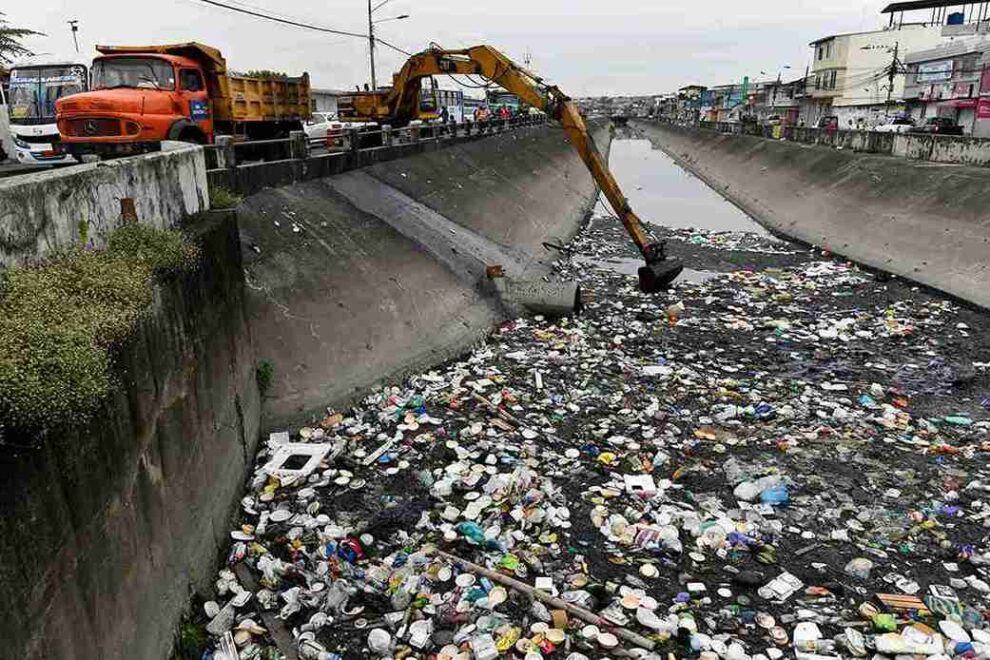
xmin=56 ymin=42 xmax=310 ymax=157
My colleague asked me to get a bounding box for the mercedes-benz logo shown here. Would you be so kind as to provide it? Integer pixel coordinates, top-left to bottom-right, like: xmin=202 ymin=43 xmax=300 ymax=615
xmin=83 ymin=120 xmax=98 ymax=136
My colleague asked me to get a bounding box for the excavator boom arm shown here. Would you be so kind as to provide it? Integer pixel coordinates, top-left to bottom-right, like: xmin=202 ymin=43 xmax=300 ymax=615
xmin=375 ymin=45 xmax=682 ymax=291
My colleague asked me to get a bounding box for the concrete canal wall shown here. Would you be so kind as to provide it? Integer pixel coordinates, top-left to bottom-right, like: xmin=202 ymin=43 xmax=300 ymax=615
xmin=241 ymin=121 xmax=608 ymax=428
xmin=0 ymin=120 xmax=607 ymax=659
xmin=701 ymin=119 xmax=990 ymax=167
xmin=0 ymin=142 xmax=208 ymax=268
xmin=0 ymin=213 xmax=259 ymax=660
xmin=635 ymin=120 xmax=990 ymax=309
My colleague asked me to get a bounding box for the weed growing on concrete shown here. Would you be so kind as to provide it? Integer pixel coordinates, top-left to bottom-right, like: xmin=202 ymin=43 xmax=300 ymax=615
xmin=209 ymin=186 xmax=242 ymax=210
xmin=0 ymin=224 xmax=199 ymax=432
xmin=256 ymin=359 xmax=274 ymax=396
xmin=170 ymin=619 xmax=208 ymax=660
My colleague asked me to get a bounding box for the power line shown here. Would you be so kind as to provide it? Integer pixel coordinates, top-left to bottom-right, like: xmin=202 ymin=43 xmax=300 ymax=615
xmin=192 ymin=0 xmax=413 ymax=55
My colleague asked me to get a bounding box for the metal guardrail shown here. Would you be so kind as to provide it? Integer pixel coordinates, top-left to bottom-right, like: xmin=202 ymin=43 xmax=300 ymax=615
xmin=203 ymin=115 xmax=549 ymax=172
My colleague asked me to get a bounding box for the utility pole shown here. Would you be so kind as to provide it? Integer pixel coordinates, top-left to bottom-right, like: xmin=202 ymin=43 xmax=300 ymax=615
xmin=367 ymin=0 xmax=377 ymax=91
xmin=886 ymin=41 xmax=899 ymax=117
xmin=68 ymin=19 xmax=79 ymax=53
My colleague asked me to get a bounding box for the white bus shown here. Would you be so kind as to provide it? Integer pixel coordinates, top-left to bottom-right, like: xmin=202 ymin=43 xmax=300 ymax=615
xmin=6 ymin=55 xmax=89 ymax=165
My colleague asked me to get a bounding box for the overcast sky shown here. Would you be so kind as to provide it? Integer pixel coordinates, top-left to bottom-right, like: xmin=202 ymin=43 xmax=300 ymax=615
xmin=10 ymin=0 xmax=892 ymax=96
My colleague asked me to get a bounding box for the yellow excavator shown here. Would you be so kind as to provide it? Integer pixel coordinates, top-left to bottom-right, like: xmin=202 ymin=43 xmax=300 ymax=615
xmin=338 ymin=44 xmax=683 ymax=292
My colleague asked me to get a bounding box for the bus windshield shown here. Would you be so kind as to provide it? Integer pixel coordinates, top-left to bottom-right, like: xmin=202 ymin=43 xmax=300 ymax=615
xmin=92 ymin=57 xmax=176 ymax=91
xmin=8 ymin=64 xmax=88 ymax=124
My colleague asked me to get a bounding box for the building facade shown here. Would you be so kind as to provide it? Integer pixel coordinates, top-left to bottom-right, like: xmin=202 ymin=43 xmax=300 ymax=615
xmin=903 ymin=37 xmax=989 ymax=133
xmin=807 ymin=24 xmax=947 ymax=129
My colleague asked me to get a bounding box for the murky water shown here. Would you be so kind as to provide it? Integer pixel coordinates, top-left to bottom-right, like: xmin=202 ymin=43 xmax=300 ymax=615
xmin=604 ymin=139 xmax=768 ymax=235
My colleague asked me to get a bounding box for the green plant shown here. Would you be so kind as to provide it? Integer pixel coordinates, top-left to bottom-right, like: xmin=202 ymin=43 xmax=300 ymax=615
xmin=0 ymin=224 xmax=199 ymax=433
xmin=77 ymin=218 xmax=90 ymax=248
xmin=209 ymin=186 xmax=242 ymax=210
xmin=170 ymin=620 xmax=207 ymax=660
xmin=256 ymin=359 xmax=274 ymax=395
xmin=243 ymin=69 xmax=288 ymax=79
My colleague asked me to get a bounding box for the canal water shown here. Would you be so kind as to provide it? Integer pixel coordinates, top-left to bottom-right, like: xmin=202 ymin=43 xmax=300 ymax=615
xmin=578 ymin=138 xmax=771 ymax=282
xmin=605 ymin=138 xmax=767 ymax=235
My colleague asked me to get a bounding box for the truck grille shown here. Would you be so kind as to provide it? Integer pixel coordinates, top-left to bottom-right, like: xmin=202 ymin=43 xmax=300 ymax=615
xmin=62 ymin=118 xmax=122 ymax=137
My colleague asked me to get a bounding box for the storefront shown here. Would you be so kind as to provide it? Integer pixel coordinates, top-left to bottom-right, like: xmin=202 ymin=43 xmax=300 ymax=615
xmin=941 ymin=97 xmax=979 ymax=133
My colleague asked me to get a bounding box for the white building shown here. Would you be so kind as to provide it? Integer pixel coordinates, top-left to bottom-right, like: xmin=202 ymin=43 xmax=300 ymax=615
xmin=310 ymin=88 xmax=351 ymax=115
xmin=807 ymin=24 xmax=948 ymax=128
xmin=806 ymin=0 xmax=990 ymax=128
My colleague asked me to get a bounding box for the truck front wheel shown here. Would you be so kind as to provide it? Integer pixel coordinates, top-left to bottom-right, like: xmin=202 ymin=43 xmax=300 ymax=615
xmin=177 ymin=128 xmax=207 ymax=144
xmin=168 ymin=120 xmax=208 ymax=145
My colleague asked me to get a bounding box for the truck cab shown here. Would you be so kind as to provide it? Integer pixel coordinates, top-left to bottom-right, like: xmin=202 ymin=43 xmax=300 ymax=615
xmin=57 ymin=49 xmax=211 ymax=156
xmin=56 ymin=42 xmax=310 ymax=157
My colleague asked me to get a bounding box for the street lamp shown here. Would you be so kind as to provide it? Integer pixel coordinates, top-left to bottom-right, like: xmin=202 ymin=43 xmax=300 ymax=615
xmin=68 ymin=19 xmax=80 ymax=53
xmin=367 ymin=0 xmax=409 ymax=91
xmin=760 ymin=65 xmax=792 ymax=107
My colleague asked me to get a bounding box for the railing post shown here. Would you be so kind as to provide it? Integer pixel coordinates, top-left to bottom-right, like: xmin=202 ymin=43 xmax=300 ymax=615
xmin=289 ymin=130 xmax=307 ymax=161
xmin=215 ymin=135 xmax=236 ymax=170
xmin=349 ymin=127 xmax=361 ymax=165
xmin=382 ymin=125 xmax=393 ymax=147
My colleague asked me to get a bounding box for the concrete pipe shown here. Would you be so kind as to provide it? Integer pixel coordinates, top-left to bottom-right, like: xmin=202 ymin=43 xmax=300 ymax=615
xmin=494 ymin=277 xmax=583 ymax=317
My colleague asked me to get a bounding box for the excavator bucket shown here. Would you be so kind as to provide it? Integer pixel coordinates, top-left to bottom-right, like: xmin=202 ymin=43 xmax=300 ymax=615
xmin=638 ymin=258 xmax=684 ymax=293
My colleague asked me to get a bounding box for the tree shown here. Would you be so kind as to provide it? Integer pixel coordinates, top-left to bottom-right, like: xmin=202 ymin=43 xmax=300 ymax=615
xmin=0 ymin=12 xmax=43 ymax=66
xmin=243 ymin=70 xmax=289 ymax=79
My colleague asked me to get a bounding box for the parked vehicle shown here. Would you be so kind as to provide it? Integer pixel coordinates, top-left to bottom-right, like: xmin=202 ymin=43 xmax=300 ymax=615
xmin=873 ymin=117 xmax=915 ymax=134
xmin=304 ymin=111 xmax=337 ymax=140
xmin=910 ymin=116 xmax=964 ymax=135
xmin=6 ymin=55 xmax=89 ymax=165
xmin=55 ymin=42 xmax=310 ymax=157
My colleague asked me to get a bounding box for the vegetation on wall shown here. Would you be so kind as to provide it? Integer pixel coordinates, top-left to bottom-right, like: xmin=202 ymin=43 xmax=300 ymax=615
xmin=0 ymin=224 xmax=199 ymax=433
xmin=209 ymin=186 xmax=242 ymax=210
xmin=256 ymin=359 xmax=274 ymax=396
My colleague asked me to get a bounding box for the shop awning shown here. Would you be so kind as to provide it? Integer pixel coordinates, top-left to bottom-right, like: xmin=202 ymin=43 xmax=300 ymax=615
xmin=942 ymin=98 xmax=979 ymax=108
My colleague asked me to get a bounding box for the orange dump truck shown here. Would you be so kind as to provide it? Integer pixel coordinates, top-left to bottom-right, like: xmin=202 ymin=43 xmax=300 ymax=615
xmin=56 ymin=42 xmax=310 ymax=156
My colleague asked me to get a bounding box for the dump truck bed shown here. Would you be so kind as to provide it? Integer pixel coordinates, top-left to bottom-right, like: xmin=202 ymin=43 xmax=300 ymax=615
xmin=222 ymin=73 xmax=310 ymax=124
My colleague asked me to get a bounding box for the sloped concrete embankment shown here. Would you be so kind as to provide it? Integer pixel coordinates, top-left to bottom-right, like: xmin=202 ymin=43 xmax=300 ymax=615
xmin=0 ymin=213 xmax=259 ymax=660
xmin=241 ymin=122 xmax=609 ymax=428
xmin=634 ymin=120 xmax=990 ymax=309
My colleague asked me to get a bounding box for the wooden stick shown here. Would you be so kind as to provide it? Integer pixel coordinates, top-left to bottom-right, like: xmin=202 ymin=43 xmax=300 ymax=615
xmin=434 ymin=549 xmax=656 ymax=652
xmin=471 ymin=392 xmax=520 ymax=425
xmin=232 ymin=563 xmax=299 ymax=660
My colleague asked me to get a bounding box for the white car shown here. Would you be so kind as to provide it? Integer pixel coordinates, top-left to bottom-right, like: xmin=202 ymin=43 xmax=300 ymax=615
xmin=873 ymin=118 xmax=915 ymax=134
xmin=304 ymin=112 xmax=337 ymax=140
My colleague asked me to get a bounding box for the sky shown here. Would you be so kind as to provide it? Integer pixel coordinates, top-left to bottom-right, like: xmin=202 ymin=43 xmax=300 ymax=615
xmin=8 ymin=0 xmax=894 ymax=96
